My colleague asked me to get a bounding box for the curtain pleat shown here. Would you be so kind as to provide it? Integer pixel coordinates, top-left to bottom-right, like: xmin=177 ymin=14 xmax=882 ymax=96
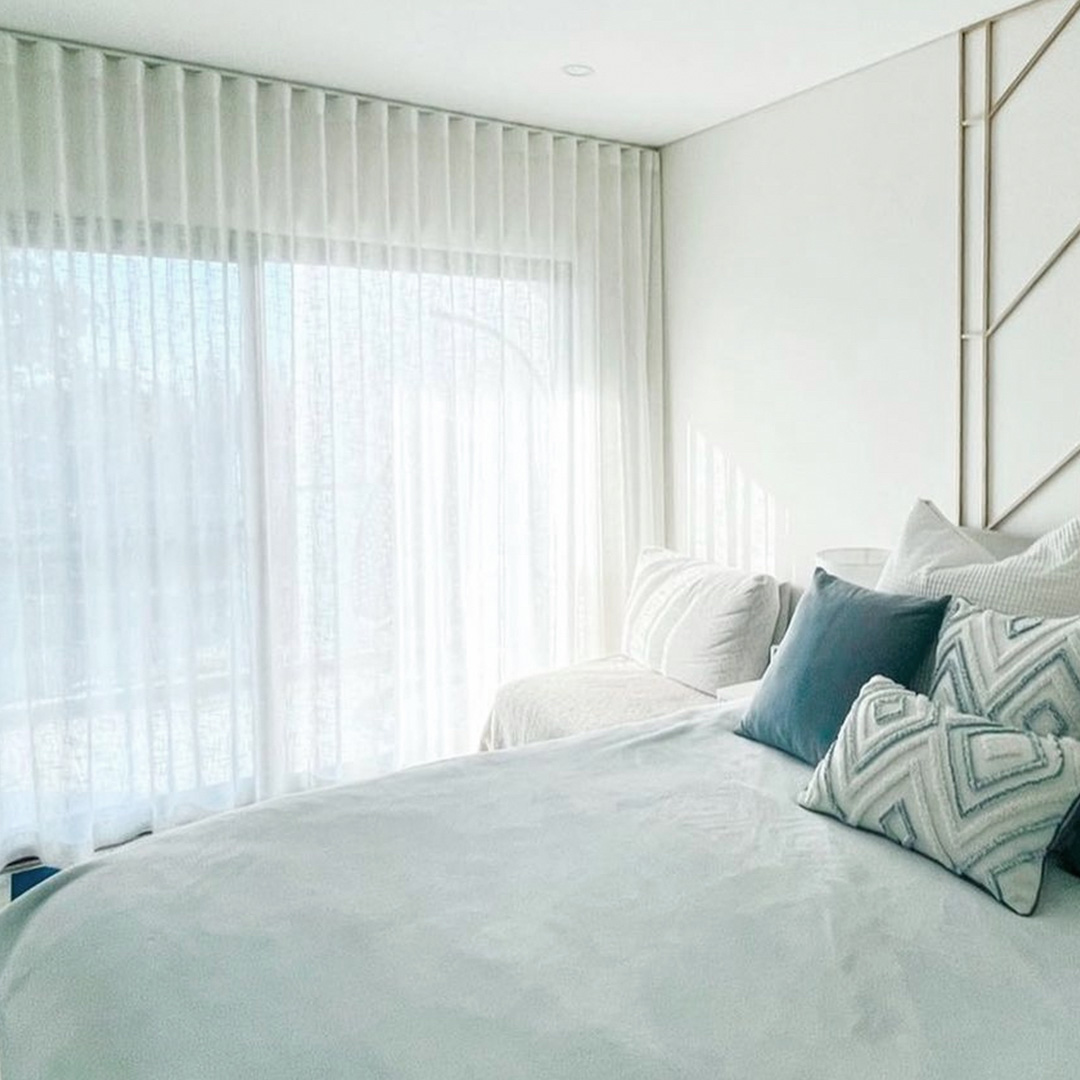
xmin=0 ymin=33 xmax=663 ymax=868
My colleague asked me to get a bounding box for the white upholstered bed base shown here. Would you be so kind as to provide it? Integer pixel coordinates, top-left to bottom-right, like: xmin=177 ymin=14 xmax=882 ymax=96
xmin=479 ymin=654 xmax=714 ymax=750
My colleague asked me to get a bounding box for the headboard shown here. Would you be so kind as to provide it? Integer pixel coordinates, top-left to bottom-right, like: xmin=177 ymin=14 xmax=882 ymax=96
xmin=958 ymin=0 xmax=1080 ymax=536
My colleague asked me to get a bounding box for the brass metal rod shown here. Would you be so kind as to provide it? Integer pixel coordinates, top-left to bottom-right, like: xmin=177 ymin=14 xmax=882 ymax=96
xmin=991 ymin=0 xmax=1080 ymax=118
xmin=981 ymin=22 xmax=994 ymax=528
xmin=958 ymin=30 xmax=968 ymax=523
xmin=990 ymin=440 xmax=1080 ymax=528
xmin=987 ymin=217 xmax=1080 ymax=338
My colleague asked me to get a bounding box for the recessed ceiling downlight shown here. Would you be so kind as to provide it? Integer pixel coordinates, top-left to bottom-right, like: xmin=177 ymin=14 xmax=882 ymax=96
xmin=561 ymin=63 xmax=595 ymax=77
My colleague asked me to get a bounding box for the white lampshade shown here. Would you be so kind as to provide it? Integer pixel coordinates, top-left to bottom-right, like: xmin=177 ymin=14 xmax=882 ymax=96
xmin=815 ymin=547 xmax=890 ymax=589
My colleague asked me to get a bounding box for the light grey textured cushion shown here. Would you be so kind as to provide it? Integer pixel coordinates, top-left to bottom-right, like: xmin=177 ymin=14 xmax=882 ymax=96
xmin=931 ymin=598 xmax=1080 ymax=740
xmin=877 ymin=499 xmax=1080 ymax=616
xmin=959 ymin=526 xmax=1031 ymax=560
xmin=877 ymin=500 xmax=994 ymax=588
xmin=800 ymin=676 xmax=1080 ymax=915
xmin=622 ymin=548 xmax=780 ymax=694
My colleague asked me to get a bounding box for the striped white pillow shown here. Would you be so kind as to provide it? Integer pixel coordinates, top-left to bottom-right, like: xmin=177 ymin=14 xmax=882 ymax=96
xmin=877 ymin=500 xmax=1080 ymax=616
xmin=622 ymin=548 xmax=780 ymax=694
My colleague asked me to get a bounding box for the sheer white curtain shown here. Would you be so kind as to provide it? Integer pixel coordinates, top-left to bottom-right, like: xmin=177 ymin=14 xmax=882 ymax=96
xmin=0 ymin=34 xmax=663 ymax=868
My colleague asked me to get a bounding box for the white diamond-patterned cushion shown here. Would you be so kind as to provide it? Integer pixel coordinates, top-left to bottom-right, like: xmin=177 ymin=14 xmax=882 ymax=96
xmin=621 ymin=548 xmax=780 ymax=694
xmin=930 ymin=598 xmax=1080 ymax=874
xmin=930 ymin=598 xmax=1080 ymax=740
xmin=799 ymin=676 xmax=1080 ymax=915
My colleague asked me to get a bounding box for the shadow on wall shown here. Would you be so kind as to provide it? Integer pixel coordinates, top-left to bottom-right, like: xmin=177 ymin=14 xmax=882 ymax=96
xmin=685 ymin=425 xmax=790 ymax=577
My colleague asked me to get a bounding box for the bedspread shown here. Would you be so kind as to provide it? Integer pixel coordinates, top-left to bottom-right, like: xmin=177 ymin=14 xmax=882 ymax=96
xmin=3 ymin=699 xmax=1080 ymax=1079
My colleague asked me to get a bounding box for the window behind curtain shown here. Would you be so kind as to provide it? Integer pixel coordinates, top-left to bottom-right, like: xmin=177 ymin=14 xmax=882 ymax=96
xmin=0 ymin=35 xmax=663 ymax=867
xmin=1 ymin=235 xmax=571 ymax=860
xmin=258 ymin=251 xmax=571 ymax=778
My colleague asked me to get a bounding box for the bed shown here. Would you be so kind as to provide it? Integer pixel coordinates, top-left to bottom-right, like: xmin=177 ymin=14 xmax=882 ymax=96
xmin=5 ymin=504 xmax=1080 ymax=1079
xmin=4 ymin=696 xmax=1080 ymax=1079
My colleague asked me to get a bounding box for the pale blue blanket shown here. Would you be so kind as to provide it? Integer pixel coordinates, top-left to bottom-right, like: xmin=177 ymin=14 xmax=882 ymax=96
xmin=3 ymin=701 xmax=1080 ymax=1079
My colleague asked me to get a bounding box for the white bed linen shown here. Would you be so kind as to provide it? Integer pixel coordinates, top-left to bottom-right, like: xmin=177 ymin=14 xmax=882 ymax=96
xmin=3 ymin=700 xmax=1080 ymax=1080
xmin=480 ymin=654 xmax=713 ymax=749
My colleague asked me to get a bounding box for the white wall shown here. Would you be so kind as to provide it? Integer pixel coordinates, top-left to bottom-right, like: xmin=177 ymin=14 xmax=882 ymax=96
xmin=958 ymin=1 xmax=1080 ymax=537
xmin=662 ymin=38 xmax=960 ymax=584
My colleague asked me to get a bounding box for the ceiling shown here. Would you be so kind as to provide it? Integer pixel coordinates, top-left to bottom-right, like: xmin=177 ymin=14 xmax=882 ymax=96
xmin=1 ymin=0 xmax=1012 ymax=146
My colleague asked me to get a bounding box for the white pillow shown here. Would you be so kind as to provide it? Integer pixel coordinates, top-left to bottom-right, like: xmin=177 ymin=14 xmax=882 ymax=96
xmin=622 ymin=548 xmax=780 ymax=694
xmin=877 ymin=499 xmax=1080 ymax=616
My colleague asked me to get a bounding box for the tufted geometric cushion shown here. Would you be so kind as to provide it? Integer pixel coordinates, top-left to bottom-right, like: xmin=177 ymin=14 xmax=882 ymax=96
xmin=799 ymin=676 xmax=1080 ymax=915
xmin=930 ymin=599 xmax=1080 ymax=740
xmin=622 ymin=548 xmax=780 ymax=695
xmin=930 ymin=598 xmax=1080 ymax=875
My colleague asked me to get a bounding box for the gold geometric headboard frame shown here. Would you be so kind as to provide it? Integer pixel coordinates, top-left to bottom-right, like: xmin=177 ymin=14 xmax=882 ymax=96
xmin=958 ymin=0 xmax=1080 ymax=529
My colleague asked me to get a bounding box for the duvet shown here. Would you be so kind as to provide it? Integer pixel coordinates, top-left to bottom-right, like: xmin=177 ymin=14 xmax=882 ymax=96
xmin=2 ymin=699 xmax=1079 ymax=1079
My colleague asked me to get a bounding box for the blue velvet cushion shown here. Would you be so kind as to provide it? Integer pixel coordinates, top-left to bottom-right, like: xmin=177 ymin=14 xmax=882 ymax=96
xmin=736 ymin=568 xmax=950 ymax=765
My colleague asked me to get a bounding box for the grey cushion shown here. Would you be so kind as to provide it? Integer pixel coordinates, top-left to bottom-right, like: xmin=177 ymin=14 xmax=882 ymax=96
xmin=736 ymin=569 xmax=949 ymax=765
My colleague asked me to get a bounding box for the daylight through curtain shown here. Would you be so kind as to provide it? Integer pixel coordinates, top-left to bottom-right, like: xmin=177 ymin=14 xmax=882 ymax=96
xmin=0 ymin=35 xmax=663 ymax=867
